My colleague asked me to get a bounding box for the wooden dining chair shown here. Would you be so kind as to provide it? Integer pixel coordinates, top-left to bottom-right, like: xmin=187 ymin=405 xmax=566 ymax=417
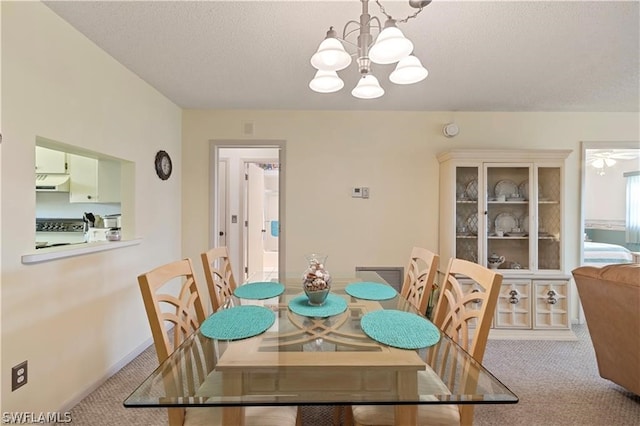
xmin=350 ymin=258 xmax=503 ymax=426
xmin=335 ymin=247 xmax=440 ymax=425
xmin=138 ymin=258 xmax=212 ymax=426
xmin=400 ymin=247 xmax=440 ymax=315
xmin=200 ymin=247 xmax=238 ymax=314
xmin=138 ymin=258 xmax=299 ymax=426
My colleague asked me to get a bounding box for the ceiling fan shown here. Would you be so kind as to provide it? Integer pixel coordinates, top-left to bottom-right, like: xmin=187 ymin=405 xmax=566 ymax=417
xmin=587 ymin=149 xmax=638 ymax=166
xmin=586 ymin=149 xmax=639 ymax=175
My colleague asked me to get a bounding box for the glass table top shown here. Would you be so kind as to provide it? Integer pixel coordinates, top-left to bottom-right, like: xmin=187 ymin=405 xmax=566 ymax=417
xmin=125 ymin=272 xmax=518 ymax=410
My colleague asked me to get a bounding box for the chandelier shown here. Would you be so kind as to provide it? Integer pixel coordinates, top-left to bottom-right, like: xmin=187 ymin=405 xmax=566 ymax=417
xmin=309 ymin=0 xmax=432 ymax=99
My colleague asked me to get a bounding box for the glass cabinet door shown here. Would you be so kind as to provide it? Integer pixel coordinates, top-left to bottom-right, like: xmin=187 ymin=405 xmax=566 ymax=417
xmin=455 ymin=166 xmax=480 ymax=264
xmin=485 ymin=164 xmax=531 ymax=271
xmin=536 ymin=166 xmax=562 ymax=271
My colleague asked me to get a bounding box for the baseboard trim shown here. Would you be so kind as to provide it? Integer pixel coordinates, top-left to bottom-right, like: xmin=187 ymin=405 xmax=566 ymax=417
xmin=489 ymin=328 xmax=578 ymax=341
xmin=57 ymin=336 xmax=154 ymax=413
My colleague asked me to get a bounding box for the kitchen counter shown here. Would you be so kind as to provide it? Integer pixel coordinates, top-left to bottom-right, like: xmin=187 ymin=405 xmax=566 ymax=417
xmin=22 ymin=239 xmax=142 ymax=264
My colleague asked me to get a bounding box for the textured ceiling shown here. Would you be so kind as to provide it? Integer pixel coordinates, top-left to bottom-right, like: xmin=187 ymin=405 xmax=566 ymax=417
xmin=44 ymin=0 xmax=639 ymax=112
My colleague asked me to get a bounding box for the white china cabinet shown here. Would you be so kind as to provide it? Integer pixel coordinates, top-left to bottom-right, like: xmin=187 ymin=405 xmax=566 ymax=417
xmin=438 ymin=149 xmax=574 ymax=339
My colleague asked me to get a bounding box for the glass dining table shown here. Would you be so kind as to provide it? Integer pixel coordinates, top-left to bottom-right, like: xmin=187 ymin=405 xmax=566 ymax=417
xmin=124 ymin=272 xmax=518 ymax=425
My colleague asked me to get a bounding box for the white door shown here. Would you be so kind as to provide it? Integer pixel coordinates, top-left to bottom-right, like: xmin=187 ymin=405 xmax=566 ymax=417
xmin=246 ymin=163 xmax=265 ymax=280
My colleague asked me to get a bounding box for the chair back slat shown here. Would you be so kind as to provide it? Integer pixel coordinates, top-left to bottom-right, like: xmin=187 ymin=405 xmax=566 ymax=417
xmin=201 ymin=247 xmax=237 ymax=314
xmin=400 ymin=247 xmax=440 ymax=314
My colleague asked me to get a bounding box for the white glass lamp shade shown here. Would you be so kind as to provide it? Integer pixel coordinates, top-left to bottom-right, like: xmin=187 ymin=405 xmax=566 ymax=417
xmin=310 ymin=38 xmax=352 ymax=71
xmin=389 ymin=55 xmax=428 ymax=84
xmin=369 ymin=26 xmax=413 ymax=65
xmin=604 ymin=158 xmax=616 ymax=167
xmin=351 ymin=74 xmax=385 ymax=99
xmin=309 ymin=70 xmax=344 ymax=93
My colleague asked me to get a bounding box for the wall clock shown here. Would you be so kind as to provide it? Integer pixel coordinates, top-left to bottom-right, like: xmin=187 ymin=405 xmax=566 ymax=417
xmin=154 ymin=150 xmax=172 ymax=180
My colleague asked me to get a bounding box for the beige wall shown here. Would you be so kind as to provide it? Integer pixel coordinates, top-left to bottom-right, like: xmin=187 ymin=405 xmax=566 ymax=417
xmin=182 ymin=111 xmax=639 ymax=280
xmin=1 ymin=2 xmax=181 ymax=412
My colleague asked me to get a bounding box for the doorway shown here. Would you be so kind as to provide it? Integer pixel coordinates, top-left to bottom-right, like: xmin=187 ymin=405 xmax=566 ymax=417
xmin=210 ymin=141 xmax=285 ymax=283
xmin=580 ymin=141 xmax=640 ymax=265
xmin=579 ymin=141 xmax=639 ymax=323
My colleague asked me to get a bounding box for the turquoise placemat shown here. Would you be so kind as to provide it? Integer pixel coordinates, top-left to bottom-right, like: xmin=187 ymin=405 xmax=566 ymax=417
xmin=201 ymin=305 xmax=275 ymax=341
xmin=345 ymin=282 xmax=397 ymax=301
xmin=288 ymin=293 xmax=347 ymax=318
xmin=234 ymin=281 xmax=285 ymax=300
xmin=361 ymin=310 xmax=440 ymax=349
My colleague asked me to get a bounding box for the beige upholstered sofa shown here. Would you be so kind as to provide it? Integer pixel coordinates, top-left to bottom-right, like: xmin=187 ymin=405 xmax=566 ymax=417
xmin=572 ymin=263 xmax=640 ymax=395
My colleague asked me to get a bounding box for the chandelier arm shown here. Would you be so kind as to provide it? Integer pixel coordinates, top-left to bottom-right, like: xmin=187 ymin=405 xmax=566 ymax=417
xmin=340 ymin=16 xmax=382 ymax=50
xmin=369 ymin=16 xmax=383 ymax=33
xmin=342 ymin=20 xmax=364 ymax=42
xmin=341 ymin=16 xmax=382 ymax=41
xmin=374 ymin=0 xmax=427 ymax=24
xmin=397 ymin=8 xmax=423 ymax=24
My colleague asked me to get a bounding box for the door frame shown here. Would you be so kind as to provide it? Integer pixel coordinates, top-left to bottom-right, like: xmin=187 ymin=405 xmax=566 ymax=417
xmin=217 ymin=158 xmax=229 ymax=248
xmin=209 ymin=140 xmax=286 ymax=282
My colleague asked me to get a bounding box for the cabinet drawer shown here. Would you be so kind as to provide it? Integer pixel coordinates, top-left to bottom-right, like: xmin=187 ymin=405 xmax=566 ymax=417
xmin=533 ymin=280 xmax=569 ymax=329
xmin=494 ymin=280 xmax=531 ymax=329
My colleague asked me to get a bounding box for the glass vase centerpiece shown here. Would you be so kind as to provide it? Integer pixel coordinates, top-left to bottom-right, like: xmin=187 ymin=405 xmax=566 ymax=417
xmin=302 ymin=253 xmax=332 ymax=306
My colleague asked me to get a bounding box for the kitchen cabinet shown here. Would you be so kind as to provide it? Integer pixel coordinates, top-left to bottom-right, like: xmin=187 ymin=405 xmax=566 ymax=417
xmin=35 ymin=146 xmax=67 ymax=174
xmin=438 ymin=149 xmax=574 ymax=339
xmin=68 ymin=154 xmax=121 ymax=203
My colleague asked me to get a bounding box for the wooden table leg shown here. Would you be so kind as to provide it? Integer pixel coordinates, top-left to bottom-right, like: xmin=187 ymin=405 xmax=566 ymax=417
xmin=222 ymin=407 xmax=245 ymax=426
xmin=396 ymin=369 xmax=418 ymax=425
xmin=394 ymin=405 xmax=417 ymax=426
xmin=222 ymin=371 xmax=245 ymax=425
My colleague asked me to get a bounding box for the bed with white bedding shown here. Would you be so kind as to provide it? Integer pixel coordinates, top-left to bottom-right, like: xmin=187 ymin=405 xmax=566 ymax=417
xmin=583 ymin=241 xmax=634 ymax=266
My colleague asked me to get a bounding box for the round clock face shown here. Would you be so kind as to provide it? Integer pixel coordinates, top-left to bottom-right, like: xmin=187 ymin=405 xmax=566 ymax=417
xmin=155 ymin=150 xmax=172 ymax=180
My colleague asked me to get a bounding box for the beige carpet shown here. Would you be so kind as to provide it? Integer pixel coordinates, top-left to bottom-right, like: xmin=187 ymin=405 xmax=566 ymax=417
xmin=59 ymin=325 xmax=639 ymax=425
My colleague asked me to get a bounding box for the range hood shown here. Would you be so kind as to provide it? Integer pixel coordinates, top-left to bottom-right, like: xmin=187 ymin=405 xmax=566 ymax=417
xmin=36 ymin=174 xmax=70 ymax=192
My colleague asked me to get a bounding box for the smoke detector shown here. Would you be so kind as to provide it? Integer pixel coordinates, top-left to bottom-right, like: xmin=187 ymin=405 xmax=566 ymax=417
xmin=443 ymin=123 xmax=460 ymax=138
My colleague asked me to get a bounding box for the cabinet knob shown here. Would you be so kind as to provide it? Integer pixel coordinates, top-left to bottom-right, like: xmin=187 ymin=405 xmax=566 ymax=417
xmin=508 ymin=289 xmax=520 ymax=304
xmin=546 ymin=289 xmax=558 ymax=304
xmin=87 ymin=195 xmax=92 ymax=200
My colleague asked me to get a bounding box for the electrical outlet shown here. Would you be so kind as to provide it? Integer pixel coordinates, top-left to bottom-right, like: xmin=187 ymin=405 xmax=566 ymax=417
xmin=361 ymin=187 xmax=370 ymax=199
xmin=12 ymin=361 xmax=27 ymax=391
